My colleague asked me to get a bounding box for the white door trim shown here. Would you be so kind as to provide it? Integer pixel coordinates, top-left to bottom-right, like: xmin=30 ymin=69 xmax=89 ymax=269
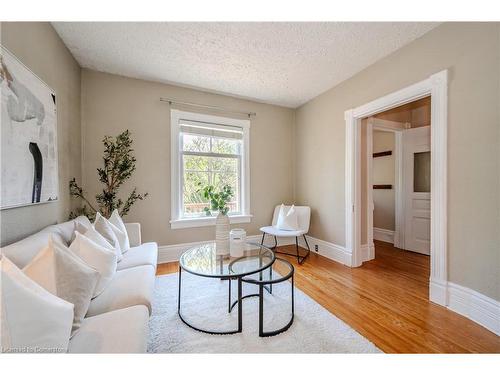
xmin=394 ymin=131 xmax=404 ymax=249
xmin=345 ymin=70 xmax=448 ymax=306
xmin=365 ymin=118 xmax=374 ymax=260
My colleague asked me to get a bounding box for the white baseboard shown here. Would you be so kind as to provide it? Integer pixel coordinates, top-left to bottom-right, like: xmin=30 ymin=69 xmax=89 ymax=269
xmin=373 ymin=227 xmax=395 ymax=243
xmin=259 ymin=234 xmax=351 ymax=266
xmin=430 ymin=278 xmax=500 ymax=336
xmin=305 ymin=236 xmax=351 ymax=266
xmin=361 ymin=243 xmax=375 ymax=262
xmin=157 ymin=235 xmax=292 ymax=263
xmin=429 ymin=277 xmax=448 ymax=306
xmin=158 ymin=234 xmax=351 ymax=266
xmin=157 ymin=239 xmax=213 ymax=264
xmin=447 ymin=282 xmax=500 ymax=336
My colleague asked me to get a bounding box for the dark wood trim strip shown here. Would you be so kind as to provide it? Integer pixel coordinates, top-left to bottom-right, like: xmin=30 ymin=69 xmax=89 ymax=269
xmin=373 ymin=150 xmax=392 ymax=158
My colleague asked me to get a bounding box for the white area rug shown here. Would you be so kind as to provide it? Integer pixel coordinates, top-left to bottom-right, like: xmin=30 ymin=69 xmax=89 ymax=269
xmin=148 ymin=273 xmax=381 ymax=353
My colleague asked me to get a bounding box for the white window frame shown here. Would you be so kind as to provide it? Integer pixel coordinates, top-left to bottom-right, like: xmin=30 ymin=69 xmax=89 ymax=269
xmin=170 ymin=109 xmax=252 ymax=229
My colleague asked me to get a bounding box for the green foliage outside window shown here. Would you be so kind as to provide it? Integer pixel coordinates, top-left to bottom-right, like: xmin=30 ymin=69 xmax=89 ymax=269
xmin=182 ymin=134 xmax=240 ymax=216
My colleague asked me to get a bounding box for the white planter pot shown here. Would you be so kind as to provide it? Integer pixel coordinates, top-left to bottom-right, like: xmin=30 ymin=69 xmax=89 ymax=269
xmin=215 ymin=213 xmax=230 ymax=255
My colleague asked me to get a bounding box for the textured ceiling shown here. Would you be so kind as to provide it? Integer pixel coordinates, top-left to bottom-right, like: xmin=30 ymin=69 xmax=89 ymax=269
xmin=52 ymin=22 xmax=439 ymax=108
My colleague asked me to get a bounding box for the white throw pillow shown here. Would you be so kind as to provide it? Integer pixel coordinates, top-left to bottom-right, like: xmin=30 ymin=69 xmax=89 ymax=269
xmin=108 ymin=209 xmax=130 ymax=253
xmin=275 ymin=204 xmax=299 ymax=231
xmin=1 ymin=255 xmax=74 ymax=353
xmin=69 ymin=232 xmax=117 ymax=297
xmin=108 ymin=221 xmax=128 ymax=255
xmin=70 ymin=220 xmax=90 ymax=243
xmin=93 ymin=212 xmax=123 ymax=262
xmin=82 ymin=225 xmax=113 ymax=250
xmin=23 ymin=237 xmax=99 ymax=334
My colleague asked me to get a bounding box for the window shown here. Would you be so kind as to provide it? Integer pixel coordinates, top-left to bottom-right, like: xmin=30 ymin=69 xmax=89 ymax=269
xmin=170 ymin=110 xmax=251 ymax=229
xmin=413 ymin=151 xmax=431 ymax=193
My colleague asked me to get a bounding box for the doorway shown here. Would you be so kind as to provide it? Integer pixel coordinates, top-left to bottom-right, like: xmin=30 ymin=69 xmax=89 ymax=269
xmin=344 ymin=70 xmax=448 ymax=306
xmin=364 ymin=97 xmax=432 ymax=256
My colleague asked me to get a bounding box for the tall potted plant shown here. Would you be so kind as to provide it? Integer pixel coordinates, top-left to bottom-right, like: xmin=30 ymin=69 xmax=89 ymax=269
xmin=198 ymin=184 xmax=234 ymax=255
xmin=68 ymin=130 xmax=148 ymax=220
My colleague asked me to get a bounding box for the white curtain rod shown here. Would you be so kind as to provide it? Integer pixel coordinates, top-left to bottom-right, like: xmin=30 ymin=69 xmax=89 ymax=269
xmin=160 ymin=97 xmax=256 ymax=117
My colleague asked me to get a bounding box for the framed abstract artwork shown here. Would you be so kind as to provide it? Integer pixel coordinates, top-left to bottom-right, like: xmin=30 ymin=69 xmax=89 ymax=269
xmin=1 ymin=46 xmax=59 ymax=209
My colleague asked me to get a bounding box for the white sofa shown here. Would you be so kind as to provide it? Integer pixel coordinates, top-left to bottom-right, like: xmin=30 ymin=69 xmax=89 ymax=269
xmin=1 ymin=216 xmax=158 ymax=353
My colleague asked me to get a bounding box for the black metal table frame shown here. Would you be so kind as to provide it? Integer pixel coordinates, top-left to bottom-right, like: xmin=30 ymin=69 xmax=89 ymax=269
xmin=227 ymin=256 xmax=274 ymax=313
xmin=239 ymin=258 xmax=295 ymax=337
xmin=177 ymin=245 xmax=275 ymax=335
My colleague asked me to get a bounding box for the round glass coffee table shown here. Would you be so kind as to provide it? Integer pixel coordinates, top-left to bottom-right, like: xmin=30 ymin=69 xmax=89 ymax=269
xmin=178 ymin=242 xmax=275 ymax=335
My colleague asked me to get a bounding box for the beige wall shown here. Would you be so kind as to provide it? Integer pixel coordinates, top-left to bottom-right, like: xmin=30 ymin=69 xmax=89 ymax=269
xmin=0 ymin=22 xmax=81 ymax=246
xmin=372 ymin=131 xmax=395 ymax=231
xmin=81 ymin=70 xmax=295 ymax=246
xmin=295 ymin=23 xmax=500 ymax=300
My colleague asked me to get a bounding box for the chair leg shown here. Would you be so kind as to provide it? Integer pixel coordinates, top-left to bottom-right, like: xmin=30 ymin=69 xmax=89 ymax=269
xmin=269 ymin=235 xmax=310 ymax=264
xmin=301 ymin=234 xmax=311 ymax=264
xmin=260 ymin=232 xmax=265 ymax=245
xmin=295 ymin=237 xmax=300 ymax=264
xmin=303 ymin=234 xmax=311 ymax=251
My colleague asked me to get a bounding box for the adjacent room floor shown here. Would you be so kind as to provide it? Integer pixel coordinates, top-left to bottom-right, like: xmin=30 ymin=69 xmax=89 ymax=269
xmin=156 ymin=240 xmax=500 ymax=353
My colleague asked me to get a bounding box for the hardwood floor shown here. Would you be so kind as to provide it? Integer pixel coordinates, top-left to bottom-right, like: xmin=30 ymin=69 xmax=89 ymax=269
xmin=156 ymin=240 xmax=500 ymax=353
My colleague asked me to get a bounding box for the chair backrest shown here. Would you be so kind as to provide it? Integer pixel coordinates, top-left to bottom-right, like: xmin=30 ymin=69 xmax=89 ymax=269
xmin=271 ymin=205 xmax=311 ymax=232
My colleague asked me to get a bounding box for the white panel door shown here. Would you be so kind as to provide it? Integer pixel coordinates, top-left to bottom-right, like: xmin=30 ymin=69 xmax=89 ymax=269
xmin=403 ymin=126 xmax=431 ymax=255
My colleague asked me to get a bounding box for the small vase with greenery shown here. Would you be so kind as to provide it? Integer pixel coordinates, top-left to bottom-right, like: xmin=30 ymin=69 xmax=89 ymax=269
xmin=198 ymin=184 xmax=234 ymax=216
xmin=69 ymin=130 xmax=148 ymax=221
xmin=198 ymin=184 xmax=234 ymax=255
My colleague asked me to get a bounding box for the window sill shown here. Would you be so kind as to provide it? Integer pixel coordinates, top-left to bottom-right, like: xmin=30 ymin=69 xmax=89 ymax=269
xmin=170 ymin=214 xmax=253 ymax=229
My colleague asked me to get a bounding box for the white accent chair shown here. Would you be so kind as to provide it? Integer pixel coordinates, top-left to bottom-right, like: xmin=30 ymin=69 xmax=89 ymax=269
xmin=260 ymin=205 xmax=311 ymax=264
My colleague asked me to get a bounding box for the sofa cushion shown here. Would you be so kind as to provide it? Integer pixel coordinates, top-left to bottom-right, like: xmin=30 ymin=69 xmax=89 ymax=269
xmin=1 ymin=256 xmax=74 ymax=353
xmin=24 ymin=237 xmax=100 ymax=334
xmin=86 ymin=265 xmax=155 ymax=317
xmin=0 ymin=216 xmax=91 ymax=269
xmin=69 ymin=232 xmax=117 ymax=298
xmin=124 ymin=223 xmax=141 ymax=247
xmin=70 ymin=220 xmax=90 ymax=243
xmin=94 ymin=213 xmax=123 ymax=262
xmin=54 ymin=216 xmax=92 ymax=244
xmin=1 ymin=227 xmax=66 ymax=269
xmin=116 ymin=242 xmax=158 ymax=271
xmin=68 ymin=306 xmax=148 ymax=353
xmin=109 ymin=209 xmax=130 ymax=253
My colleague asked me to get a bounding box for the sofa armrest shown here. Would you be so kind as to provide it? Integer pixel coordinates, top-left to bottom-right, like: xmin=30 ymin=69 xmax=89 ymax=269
xmin=125 ymin=223 xmax=141 ymax=247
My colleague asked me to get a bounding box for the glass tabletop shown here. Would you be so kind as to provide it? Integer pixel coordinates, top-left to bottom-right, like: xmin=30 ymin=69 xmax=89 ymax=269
xmin=179 ymin=242 xmax=275 ymax=278
xmin=241 ymin=258 xmax=294 ymax=284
